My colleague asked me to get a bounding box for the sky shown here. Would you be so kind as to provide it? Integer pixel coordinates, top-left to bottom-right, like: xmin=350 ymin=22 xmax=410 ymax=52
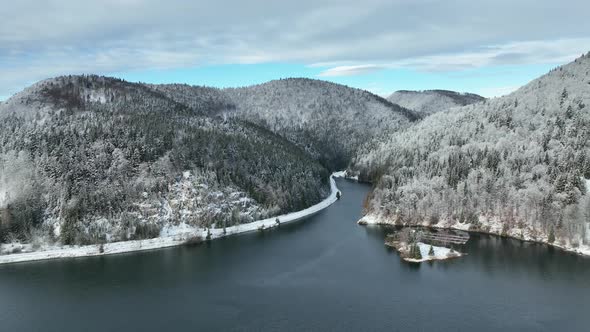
xmin=1 ymin=0 xmax=589 ymax=100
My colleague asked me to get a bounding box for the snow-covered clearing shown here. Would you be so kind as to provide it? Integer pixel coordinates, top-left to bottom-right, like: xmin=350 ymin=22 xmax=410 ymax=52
xmin=0 ymin=173 xmax=342 ymax=265
xmin=403 ymin=242 xmax=463 ymax=263
xmin=332 ymin=170 xmax=358 ymax=181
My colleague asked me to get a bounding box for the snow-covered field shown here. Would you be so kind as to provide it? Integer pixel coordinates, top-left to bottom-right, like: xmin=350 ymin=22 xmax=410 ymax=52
xmin=384 ymin=236 xmax=463 ymax=263
xmin=0 ymin=173 xmax=342 ymax=265
xmin=332 ymin=170 xmax=358 ymax=181
xmin=404 ymin=242 xmax=463 ymax=263
xmin=359 ymin=213 xmax=590 ymax=257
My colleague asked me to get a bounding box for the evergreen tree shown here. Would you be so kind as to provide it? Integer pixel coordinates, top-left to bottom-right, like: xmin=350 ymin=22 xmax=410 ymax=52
xmin=548 ymin=228 xmax=556 ymax=243
xmin=409 ymin=242 xmax=422 ymax=260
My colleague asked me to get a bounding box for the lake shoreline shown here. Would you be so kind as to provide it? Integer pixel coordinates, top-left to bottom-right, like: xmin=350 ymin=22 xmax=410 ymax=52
xmin=0 ymin=173 xmax=343 ymax=266
xmin=358 ymin=214 xmax=590 ymax=258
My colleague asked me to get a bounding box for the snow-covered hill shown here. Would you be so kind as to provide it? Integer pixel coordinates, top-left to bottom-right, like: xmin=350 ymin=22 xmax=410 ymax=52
xmin=0 ymin=75 xmax=329 ymax=248
xmin=153 ymin=78 xmax=418 ymax=170
xmin=146 ymin=83 xmax=234 ymax=116
xmin=0 ymin=75 xmax=419 ymax=250
xmin=387 ymin=89 xmax=485 ymax=116
xmin=353 ymin=53 xmax=590 ymax=251
xmin=225 ymin=78 xmax=418 ymax=169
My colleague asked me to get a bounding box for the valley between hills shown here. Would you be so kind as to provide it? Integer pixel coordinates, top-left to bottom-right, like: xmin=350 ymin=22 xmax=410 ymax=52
xmin=1 ymin=53 xmax=589 ymax=263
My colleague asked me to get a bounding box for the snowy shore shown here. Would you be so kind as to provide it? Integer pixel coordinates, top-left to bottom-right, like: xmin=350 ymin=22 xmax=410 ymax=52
xmin=331 ymin=170 xmax=359 ymax=181
xmin=384 ymin=230 xmax=464 ymax=263
xmin=0 ymin=173 xmax=342 ymax=265
xmin=402 ymin=242 xmax=463 ymax=263
xmin=359 ymin=213 xmax=590 ymax=258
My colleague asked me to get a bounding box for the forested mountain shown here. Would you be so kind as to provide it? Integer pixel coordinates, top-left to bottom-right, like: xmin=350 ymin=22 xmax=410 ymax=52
xmin=0 ymin=75 xmax=418 ymax=248
xmin=0 ymin=75 xmax=329 ymax=246
xmin=146 ymin=83 xmax=234 ymax=117
xmin=225 ymin=78 xmax=418 ymax=170
xmin=152 ymin=78 xmax=418 ymax=170
xmin=353 ymin=53 xmax=590 ymax=248
xmin=387 ymin=89 xmax=485 ymax=116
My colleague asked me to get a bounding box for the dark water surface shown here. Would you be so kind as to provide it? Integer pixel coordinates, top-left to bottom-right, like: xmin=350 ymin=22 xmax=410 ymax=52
xmin=1 ymin=179 xmax=589 ymax=331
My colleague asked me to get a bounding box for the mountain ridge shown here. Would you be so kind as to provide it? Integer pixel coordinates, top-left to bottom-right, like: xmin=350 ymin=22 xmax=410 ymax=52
xmin=387 ymin=89 xmax=485 ymax=116
xmin=150 ymin=77 xmax=419 ymax=170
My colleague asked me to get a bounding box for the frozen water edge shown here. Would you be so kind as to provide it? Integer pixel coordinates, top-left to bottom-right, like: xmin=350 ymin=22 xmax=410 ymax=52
xmin=0 ymin=173 xmax=342 ymax=265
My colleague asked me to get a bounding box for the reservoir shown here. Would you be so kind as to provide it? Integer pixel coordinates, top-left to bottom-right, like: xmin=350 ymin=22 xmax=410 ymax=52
xmin=0 ymin=179 xmax=589 ymax=331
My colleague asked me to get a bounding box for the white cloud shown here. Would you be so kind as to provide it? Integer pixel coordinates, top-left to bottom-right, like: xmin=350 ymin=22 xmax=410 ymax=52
xmin=1 ymin=0 xmax=590 ymax=96
xmin=317 ymin=37 xmax=590 ymax=76
xmin=318 ymin=64 xmax=386 ymax=77
xmin=392 ymin=38 xmax=590 ymax=72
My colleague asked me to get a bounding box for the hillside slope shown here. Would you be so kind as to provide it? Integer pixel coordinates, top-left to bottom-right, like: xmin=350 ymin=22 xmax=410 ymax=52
xmin=0 ymin=75 xmax=329 ymax=246
xmin=146 ymin=83 xmax=234 ymax=117
xmin=353 ymin=53 xmax=590 ymax=250
xmin=226 ymin=78 xmax=419 ymax=169
xmin=387 ymin=89 xmax=485 ymax=116
xmin=153 ymin=78 xmax=418 ymax=170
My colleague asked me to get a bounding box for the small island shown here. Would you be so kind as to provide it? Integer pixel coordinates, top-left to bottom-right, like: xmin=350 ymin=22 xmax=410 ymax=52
xmin=385 ymin=228 xmax=466 ymax=263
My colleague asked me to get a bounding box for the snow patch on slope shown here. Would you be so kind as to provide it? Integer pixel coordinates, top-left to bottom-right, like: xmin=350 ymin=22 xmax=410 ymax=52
xmin=404 ymin=242 xmax=462 ymax=263
xmin=332 ymin=170 xmax=358 ymax=181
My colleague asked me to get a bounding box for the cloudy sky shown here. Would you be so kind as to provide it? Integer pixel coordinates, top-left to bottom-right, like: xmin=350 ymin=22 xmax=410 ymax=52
xmin=1 ymin=0 xmax=589 ymax=99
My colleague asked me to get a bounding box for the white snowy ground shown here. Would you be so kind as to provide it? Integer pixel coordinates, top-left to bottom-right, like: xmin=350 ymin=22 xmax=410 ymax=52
xmin=0 ymin=173 xmax=342 ymax=265
xmin=403 ymin=242 xmax=462 ymax=263
xmin=359 ymin=211 xmax=590 ymax=257
xmin=332 ymin=170 xmax=358 ymax=181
